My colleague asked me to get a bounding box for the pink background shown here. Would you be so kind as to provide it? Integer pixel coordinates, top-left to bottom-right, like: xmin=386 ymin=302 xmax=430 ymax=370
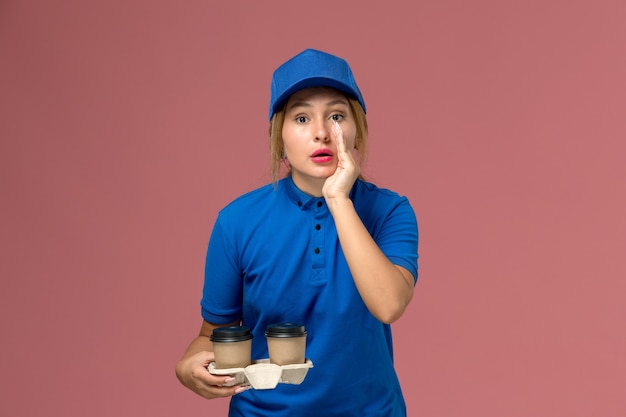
xmin=1 ymin=1 xmax=625 ymax=416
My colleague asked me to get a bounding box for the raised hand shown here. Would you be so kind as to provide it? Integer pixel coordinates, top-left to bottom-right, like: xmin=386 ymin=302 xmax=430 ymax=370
xmin=322 ymin=121 xmax=360 ymax=201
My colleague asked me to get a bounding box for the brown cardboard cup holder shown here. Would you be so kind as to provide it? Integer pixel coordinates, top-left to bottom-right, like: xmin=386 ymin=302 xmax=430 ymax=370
xmin=208 ymin=358 xmax=313 ymax=390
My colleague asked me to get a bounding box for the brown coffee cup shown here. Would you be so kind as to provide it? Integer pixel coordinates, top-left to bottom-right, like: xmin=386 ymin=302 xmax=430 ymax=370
xmin=265 ymin=323 xmax=307 ymax=366
xmin=210 ymin=326 xmax=253 ymax=369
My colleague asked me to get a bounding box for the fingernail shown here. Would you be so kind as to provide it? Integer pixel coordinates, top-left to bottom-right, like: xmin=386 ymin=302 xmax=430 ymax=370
xmin=234 ymin=386 xmax=250 ymax=394
xmin=224 ymin=377 xmax=235 ymax=383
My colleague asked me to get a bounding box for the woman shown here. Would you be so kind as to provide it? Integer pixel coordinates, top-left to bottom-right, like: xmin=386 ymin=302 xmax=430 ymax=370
xmin=176 ymin=48 xmax=419 ymax=416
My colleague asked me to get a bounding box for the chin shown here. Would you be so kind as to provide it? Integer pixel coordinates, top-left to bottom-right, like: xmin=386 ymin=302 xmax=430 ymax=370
xmin=313 ymin=169 xmax=336 ymax=179
xmin=292 ymin=166 xmax=337 ymax=182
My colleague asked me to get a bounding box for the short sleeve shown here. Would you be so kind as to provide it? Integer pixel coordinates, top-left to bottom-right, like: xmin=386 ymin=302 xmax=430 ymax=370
xmin=377 ymin=197 xmax=419 ymax=284
xmin=200 ymin=215 xmax=243 ymax=323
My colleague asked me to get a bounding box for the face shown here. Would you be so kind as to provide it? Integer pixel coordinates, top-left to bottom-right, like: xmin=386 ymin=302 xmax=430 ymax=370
xmin=282 ymin=87 xmax=358 ymax=195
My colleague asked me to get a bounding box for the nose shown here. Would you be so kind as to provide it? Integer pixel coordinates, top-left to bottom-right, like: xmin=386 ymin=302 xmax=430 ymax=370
xmin=314 ymin=119 xmax=330 ymax=142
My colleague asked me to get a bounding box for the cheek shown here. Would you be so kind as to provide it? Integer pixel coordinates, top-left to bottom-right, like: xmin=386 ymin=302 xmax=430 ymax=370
xmin=281 ymin=127 xmax=295 ymax=150
xmin=282 ymin=122 xmax=304 ymax=143
xmin=282 ymin=123 xmax=311 ymax=150
xmin=281 ymin=132 xmax=302 ymax=156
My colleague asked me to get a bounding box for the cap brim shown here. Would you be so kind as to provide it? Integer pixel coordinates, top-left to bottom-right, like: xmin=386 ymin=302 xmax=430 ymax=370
xmin=270 ymin=77 xmax=362 ymax=119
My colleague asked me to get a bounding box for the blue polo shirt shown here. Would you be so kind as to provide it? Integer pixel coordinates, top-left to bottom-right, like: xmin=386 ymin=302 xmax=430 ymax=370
xmin=202 ymin=176 xmax=418 ymax=417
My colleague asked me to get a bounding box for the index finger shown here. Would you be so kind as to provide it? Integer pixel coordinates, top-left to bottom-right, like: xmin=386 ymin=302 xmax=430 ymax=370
xmin=332 ymin=121 xmax=346 ymax=153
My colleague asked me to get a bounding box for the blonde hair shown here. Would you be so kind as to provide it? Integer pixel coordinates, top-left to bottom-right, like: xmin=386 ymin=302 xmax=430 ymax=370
xmin=269 ymin=96 xmax=368 ymax=183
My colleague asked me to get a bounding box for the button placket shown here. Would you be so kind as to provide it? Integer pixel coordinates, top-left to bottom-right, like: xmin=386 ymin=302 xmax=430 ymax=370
xmin=311 ymin=199 xmax=326 ymax=268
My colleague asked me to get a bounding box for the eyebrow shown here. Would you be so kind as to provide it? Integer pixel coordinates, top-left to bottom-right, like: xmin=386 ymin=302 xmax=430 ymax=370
xmin=286 ymin=98 xmax=350 ymax=111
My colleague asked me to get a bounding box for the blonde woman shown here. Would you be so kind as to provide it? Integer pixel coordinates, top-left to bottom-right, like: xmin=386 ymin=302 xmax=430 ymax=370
xmin=176 ymin=49 xmax=419 ymax=417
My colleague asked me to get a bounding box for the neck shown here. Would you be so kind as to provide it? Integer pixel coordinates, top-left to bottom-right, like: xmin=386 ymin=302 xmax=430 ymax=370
xmin=290 ymin=173 xmax=325 ymax=197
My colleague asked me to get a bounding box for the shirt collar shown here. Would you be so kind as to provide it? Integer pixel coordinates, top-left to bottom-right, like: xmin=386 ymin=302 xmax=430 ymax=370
xmin=282 ymin=175 xmax=325 ymax=211
xmin=281 ymin=175 xmax=360 ymax=211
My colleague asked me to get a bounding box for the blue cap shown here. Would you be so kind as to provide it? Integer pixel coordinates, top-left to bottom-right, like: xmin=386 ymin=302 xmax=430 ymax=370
xmin=269 ymin=49 xmax=366 ymax=120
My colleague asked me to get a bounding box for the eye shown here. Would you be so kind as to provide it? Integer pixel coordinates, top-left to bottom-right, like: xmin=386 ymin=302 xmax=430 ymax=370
xmin=330 ymin=114 xmax=344 ymax=122
xmin=295 ymin=116 xmax=308 ymax=124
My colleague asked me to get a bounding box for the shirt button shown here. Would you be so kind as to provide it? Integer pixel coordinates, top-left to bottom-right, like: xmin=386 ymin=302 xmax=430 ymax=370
xmin=297 ymin=201 xmax=302 ymax=207
xmin=314 ymin=248 xmax=320 ymax=254
xmin=315 ymin=224 xmax=321 ymax=230
xmin=317 ymin=201 xmax=323 ymax=207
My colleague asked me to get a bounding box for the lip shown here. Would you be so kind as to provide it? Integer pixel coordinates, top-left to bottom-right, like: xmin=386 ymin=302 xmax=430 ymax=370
xmin=311 ymin=148 xmax=334 ymax=157
xmin=310 ymin=148 xmax=334 ymax=163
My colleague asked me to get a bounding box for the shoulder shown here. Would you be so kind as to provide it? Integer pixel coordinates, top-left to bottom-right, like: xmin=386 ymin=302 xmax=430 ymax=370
xmin=216 ymin=180 xmax=288 ymax=222
xmin=217 ymin=183 xmax=273 ymax=219
xmin=223 ymin=183 xmax=275 ymax=209
xmin=352 ymin=179 xmax=411 ymax=208
xmin=352 ymin=179 xmax=416 ymax=227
